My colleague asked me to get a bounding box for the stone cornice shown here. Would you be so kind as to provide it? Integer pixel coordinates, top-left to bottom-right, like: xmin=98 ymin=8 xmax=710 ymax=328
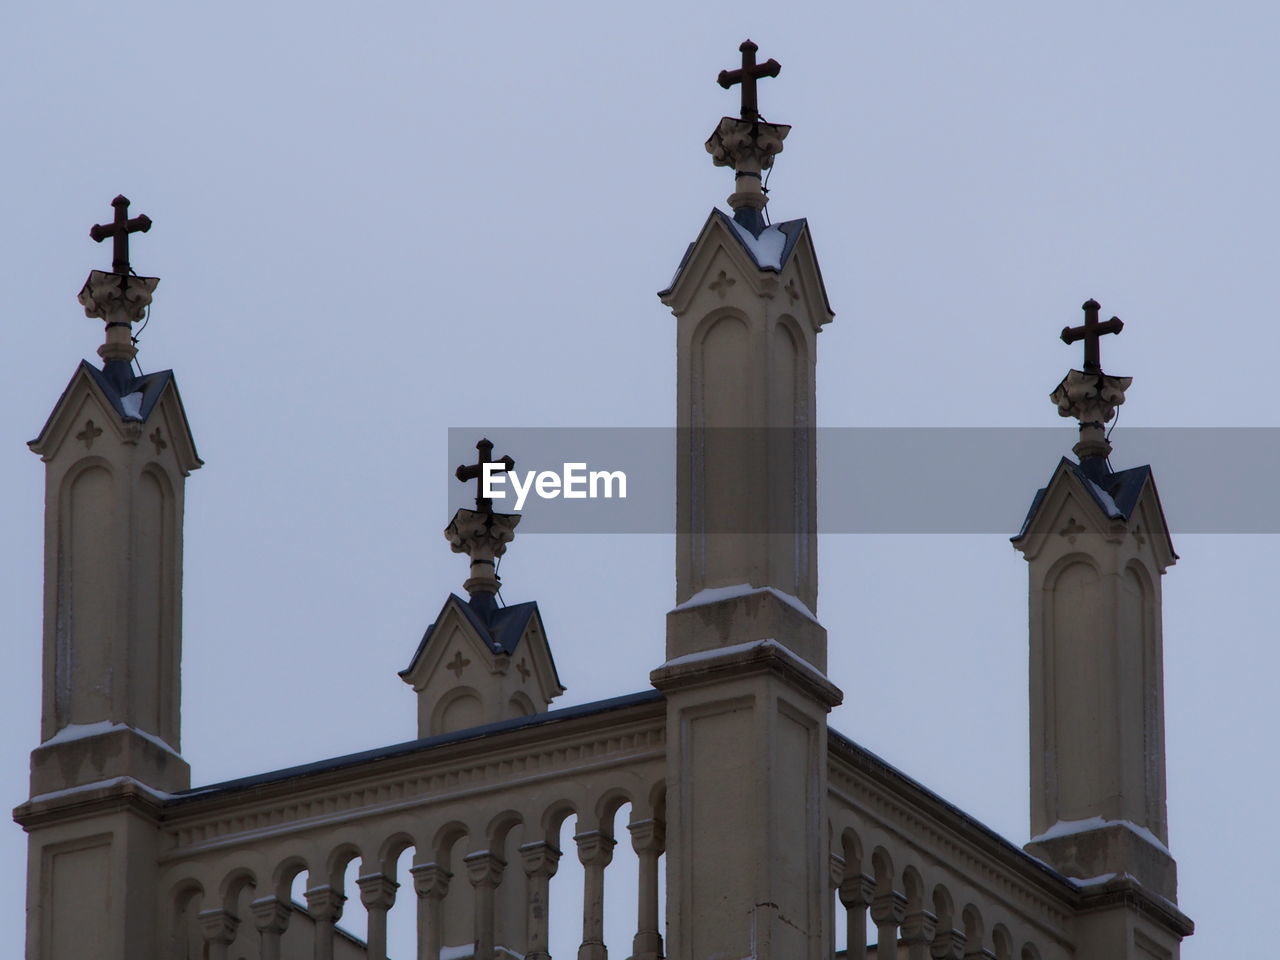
xmin=651 ymin=637 xmax=842 ymax=708
xmin=160 ymin=697 xmax=665 ymax=857
xmin=13 ymin=775 xmax=168 ymax=830
xmin=1075 ymin=875 xmax=1194 ymax=938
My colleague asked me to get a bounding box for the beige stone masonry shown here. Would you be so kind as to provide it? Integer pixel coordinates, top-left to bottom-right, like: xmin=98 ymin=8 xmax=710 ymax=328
xmin=659 ymin=209 xmax=831 ymax=630
xmin=27 ymin=363 xmax=201 ymax=794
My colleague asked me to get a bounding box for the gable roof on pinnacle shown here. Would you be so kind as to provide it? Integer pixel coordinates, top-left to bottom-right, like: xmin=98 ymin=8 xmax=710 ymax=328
xmin=400 ymin=593 xmax=564 ymax=688
xmin=1012 ymin=457 xmax=1175 ymax=559
xmin=28 ymin=359 xmax=201 ymax=459
xmin=659 ymin=208 xmax=828 ymax=307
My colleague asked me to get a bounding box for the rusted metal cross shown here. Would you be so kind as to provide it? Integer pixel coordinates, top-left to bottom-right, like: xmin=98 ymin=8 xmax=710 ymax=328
xmin=455 ymin=438 xmax=515 ymax=513
xmin=717 ymin=40 xmax=781 ymax=122
xmin=89 ymin=195 xmax=152 ymax=275
xmin=1060 ymin=299 xmax=1124 ymax=375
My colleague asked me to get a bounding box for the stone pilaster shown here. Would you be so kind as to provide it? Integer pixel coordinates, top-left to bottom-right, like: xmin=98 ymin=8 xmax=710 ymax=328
xmin=652 ymin=641 xmax=841 ymax=960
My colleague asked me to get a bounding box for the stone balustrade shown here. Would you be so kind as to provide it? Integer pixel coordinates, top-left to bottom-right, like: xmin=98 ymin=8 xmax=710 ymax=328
xmin=826 ymin=730 xmax=1189 ymax=960
xmin=118 ymin=690 xmax=1185 ymax=958
xmin=157 ymin=691 xmax=666 ymax=959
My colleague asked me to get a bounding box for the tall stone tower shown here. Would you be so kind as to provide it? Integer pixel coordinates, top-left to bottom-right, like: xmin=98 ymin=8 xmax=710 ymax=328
xmin=1013 ymin=300 xmax=1183 ymax=957
xmin=16 ymin=197 xmax=201 ymax=960
xmin=652 ymin=41 xmax=842 ymax=960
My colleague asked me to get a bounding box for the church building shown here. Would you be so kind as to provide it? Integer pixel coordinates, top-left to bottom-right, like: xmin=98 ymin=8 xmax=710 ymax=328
xmin=14 ymin=42 xmax=1193 ymax=960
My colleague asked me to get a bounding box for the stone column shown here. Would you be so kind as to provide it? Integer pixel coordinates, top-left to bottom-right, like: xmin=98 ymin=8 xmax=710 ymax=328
xmin=838 ymin=874 xmax=874 ymax=960
xmin=870 ymin=892 xmax=905 ymax=959
xmin=519 ymin=841 xmax=560 ymax=960
xmin=464 ymin=851 xmax=506 ymax=960
xmin=901 ymin=907 xmax=936 ymax=960
xmin=627 ymin=819 xmax=665 ymax=960
xmin=197 ymin=908 xmax=239 ymax=960
xmin=250 ymin=896 xmax=292 ymax=960
xmin=410 ymin=863 xmax=451 ymax=960
xmin=932 ymin=926 xmax=967 ymax=960
xmin=575 ymin=830 xmax=615 ymax=960
xmin=358 ymin=873 xmax=399 ymax=960
xmin=304 ymin=885 xmax=345 ymax=960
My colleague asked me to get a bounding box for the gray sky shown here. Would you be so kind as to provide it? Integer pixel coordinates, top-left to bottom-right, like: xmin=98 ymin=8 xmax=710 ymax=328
xmin=2 ymin=2 xmax=1270 ymax=955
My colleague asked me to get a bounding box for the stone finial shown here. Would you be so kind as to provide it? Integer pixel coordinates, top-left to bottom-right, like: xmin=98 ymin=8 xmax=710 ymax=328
xmin=1051 ymin=368 xmax=1132 ymax=424
xmin=444 ymin=508 xmax=520 ymax=597
xmin=78 ymin=269 xmax=159 ymax=366
xmin=705 ymin=118 xmax=790 ymax=214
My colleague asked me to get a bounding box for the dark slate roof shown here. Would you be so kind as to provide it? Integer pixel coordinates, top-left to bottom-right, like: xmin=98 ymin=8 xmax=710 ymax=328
xmin=30 ymin=359 xmax=196 ymax=455
xmin=659 ymin=207 xmax=814 ymax=298
xmin=400 ymin=593 xmax=563 ymax=688
xmin=1013 ymin=457 xmax=1155 ymax=542
xmin=83 ymin=359 xmax=174 ymax=422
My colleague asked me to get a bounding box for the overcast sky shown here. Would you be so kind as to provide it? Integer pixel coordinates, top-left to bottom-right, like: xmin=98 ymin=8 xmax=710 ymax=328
xmin=2 ymin=2 xmax=1272 ymax=956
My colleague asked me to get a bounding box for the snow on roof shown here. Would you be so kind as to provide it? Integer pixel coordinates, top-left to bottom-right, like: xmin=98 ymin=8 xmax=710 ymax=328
xmin=671 ymin=582 xmax=817 ymax=622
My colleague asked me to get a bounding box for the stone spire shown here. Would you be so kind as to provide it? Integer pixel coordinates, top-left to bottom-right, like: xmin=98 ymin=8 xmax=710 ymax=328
xmin=1014 ymin=298 xmax=1180 ymax=911
xmin=653 ymin=44 xmax=840 ymax=960
xmin=24 ymin=196 xmax=201 ymax=798
xmin=79 ymin=195 xmax=159 ymax=392
xmin=1051 ymin=298 xmax=1131 ymax=468
xmin=706 ymin=39 xmax=790 ymax=234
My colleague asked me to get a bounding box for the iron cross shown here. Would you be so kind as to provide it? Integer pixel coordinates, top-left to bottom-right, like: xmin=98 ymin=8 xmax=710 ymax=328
xmin=1060 ymin=299 xmax=1124 ymax=375
xmin=89 ymin=195 xmax=152 ymax=275
xmin=455 ymin=438 xmax=515 ymax=513
xmin=717 ymin=40 xmax=781 ymax=122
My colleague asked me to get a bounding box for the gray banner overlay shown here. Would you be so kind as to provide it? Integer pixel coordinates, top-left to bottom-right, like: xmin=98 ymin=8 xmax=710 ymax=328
xmin=446 ymin=428 xmax=1279 ymax=534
